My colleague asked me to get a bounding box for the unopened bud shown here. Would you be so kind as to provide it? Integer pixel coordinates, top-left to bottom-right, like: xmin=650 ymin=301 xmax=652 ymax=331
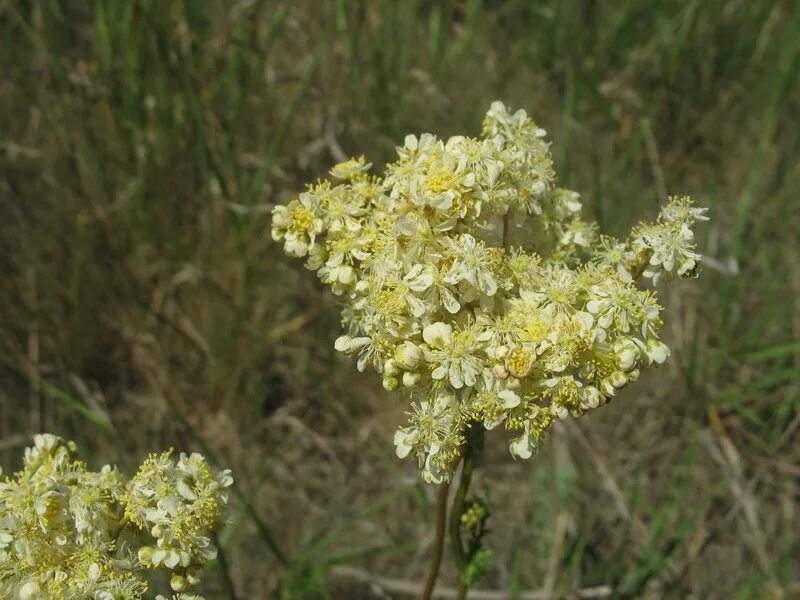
xmin=19 ymin=581 xmax=40 ymax=600
xmin=395 ymin=341 xmax=421 ymax=370
xmin=492 ymin=364 xmax=509 ymax=379
xmin=382 ymin=376 xmax=400 ymax=392
xmin=402 ymin=371 xmax=421 ymax=387
xmin=384 ymin=358 xmax=401 ymax=377
xmin=186 ymin=566 xmax=201 ymax=585
xmin=609 ymin=371 xmax=628 ymax=389
xmin=138 ymin=546 xmax=155 ymax=565
xmin=617 ymin=348 xmax=636 ymax=371
xmin=337 ymin=265 xmax=355 ymax=285
xmin=170 ymin=575 xmax=188 ymax=592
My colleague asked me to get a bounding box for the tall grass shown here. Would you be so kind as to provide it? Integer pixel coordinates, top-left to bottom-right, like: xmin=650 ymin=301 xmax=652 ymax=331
xmin=1 ymin=1 xmax=798 ymax=596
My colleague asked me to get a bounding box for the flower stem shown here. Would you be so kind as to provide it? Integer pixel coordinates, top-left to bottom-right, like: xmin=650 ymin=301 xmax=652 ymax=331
xmin=448 ymin=425 xmax=485 ymax=600
xmin=421 ymin=480 xmax=451 ymax=600
xmin=457 ymin=581 xmax=469 ymax=600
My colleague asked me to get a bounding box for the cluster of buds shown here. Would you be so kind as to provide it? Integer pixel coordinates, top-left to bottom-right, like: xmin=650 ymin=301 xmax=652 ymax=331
xmin=272 ymin=101 xmax=707 ymax=483
xmin=0 ymin=434 xmax=231 ymax=599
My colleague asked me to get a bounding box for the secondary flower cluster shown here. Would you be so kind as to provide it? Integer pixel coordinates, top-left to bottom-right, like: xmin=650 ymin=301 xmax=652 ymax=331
xmin=0 ymin=434 xmax=232 ymax=600
xmin=272 ymin=101 xmax=707 ymax=484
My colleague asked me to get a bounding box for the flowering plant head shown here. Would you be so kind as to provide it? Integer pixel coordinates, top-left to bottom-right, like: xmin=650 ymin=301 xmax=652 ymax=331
xmin=0 ymin=434 xmax=232 ymax=599
xmin=272 ymin=101 xmax=707 ymax=484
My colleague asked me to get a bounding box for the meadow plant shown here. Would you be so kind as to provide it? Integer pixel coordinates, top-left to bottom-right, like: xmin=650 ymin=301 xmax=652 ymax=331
xmin=0 ymin=434 xmax=232 ymax=600
xmin=272 ymin=101 xmax=707 ymax=596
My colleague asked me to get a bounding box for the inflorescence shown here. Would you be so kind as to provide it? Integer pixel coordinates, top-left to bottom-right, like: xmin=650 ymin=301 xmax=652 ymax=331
xmin=0 ymin=434 xmax=232 ymax=599
xmin=272 ymin=101 xmax=707 ymax=484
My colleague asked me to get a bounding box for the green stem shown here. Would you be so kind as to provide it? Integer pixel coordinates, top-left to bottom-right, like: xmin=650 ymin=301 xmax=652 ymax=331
xmin=457 ymin=581 xmax=469 ymax=600
xmin=448 ymin=425 xmax=485 ymax=600
xmin=421 ymin=480 xmax=451 ymax=600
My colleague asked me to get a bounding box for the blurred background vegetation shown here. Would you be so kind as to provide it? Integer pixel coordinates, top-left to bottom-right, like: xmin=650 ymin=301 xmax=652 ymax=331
xmin=1 ymin=0 xmax=798 ymax=598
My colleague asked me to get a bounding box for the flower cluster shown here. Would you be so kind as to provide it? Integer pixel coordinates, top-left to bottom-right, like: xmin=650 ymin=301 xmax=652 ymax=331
xmin=0 ymin=434 xmax=232 ymax=600
xmin=272 ymin=101 xmax=707 ymax=484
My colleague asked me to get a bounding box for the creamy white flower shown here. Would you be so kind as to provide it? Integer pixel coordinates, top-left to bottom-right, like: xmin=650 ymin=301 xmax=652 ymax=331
xmin=271 ymin=194 xmax=324 ymax=257
xmin=329 ymin=155 xmax=372 ymax=180
xmin=443 ymin=234 xmax=499 ymax=296
xmin=424 ymin=327 xmax=483 ymax=389
xmin=272 ymin=100 xmax=707 ymax=482
xmin=586 ymin=278 xmax=640 ymax=333
xmin=509 ymin=419 xmax=538 ymax=460
xmin=393 ymin=429 xmax=417 ymax=459
xmin=1 ymin=435 xmax=230 ymax=598
xmin=645 ymin=339 xmax=670 ymax=364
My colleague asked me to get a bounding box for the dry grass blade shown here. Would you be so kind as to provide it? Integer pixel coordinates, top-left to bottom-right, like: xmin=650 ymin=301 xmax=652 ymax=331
xmin=704 ymin=407 xmax=784 ymax=597
xmin=565 ymin=420 xmax=649 ymax=543
xmin=542 ymin=510 xmax=569 ymax=598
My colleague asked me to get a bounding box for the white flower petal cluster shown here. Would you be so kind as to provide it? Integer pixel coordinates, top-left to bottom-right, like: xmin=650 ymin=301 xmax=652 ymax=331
xmin=272 ymin=101 xmax=707 ymax=484
xmin=0 ymin=434 xmax=231 ymax=599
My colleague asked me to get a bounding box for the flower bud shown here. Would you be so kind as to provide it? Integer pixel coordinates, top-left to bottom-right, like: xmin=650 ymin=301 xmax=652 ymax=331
xmin=354 ymin=280 xmax=370 ymax=295
xmin=402 ymin=371 xmax=421 ymax=387
xmin=506 ymin=376 xmax=521 ymax=390
xmin=138 ymin=546 xmax=155 ymax=565
xmin=383 ymin=358 xmax=401 ymax=377
xmin=614 ymin=339 xmax=640 ymax=371
xmin=151 ymin=524 xmax=164 ymax=538
xmin=336 ymin=265 xmax=356 ymax=285
xmin=617 ymin=349 xmax=636 ymax=371
xmin=19 ymin=581 xmax=41 ymax=600
xmin=382 ymin=376 xmax=400 ymax=392
xmin=609 ymin=370 xmax=628 ymax=389
xmin=580 ymin=386 xmax=601 ymax=409
xmin=170 ymin=575 xmax=188 ymax=592
xmin=492 ymin=364 xmax=509 ymax=379
xmin=395 ymin=341 xmax=421 ymax=370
